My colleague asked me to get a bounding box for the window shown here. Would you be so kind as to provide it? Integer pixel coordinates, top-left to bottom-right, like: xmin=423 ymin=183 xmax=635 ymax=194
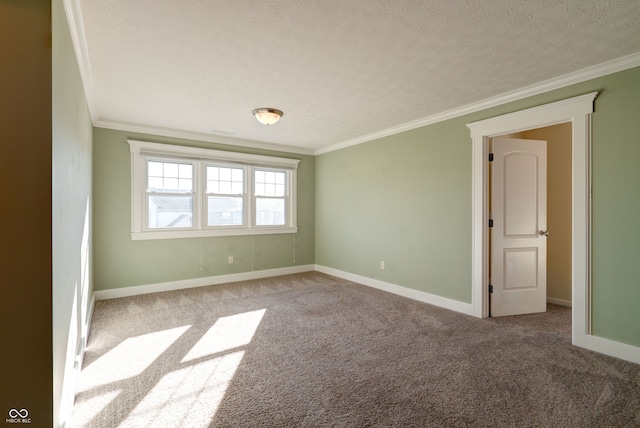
xmin=129 ymin=140 xmax=299 ymax=240
xmin=254 ymin=169 xmax=286 ymax=226
xmin=206 ymin=165 xmax=245 ymax=226
xmin=147 ymin=160 xmax=194 ymax=229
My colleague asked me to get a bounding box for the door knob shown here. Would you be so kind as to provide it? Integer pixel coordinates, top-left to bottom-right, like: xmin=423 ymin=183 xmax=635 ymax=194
xmin=539 ymin=230 xmax=549 ymax=237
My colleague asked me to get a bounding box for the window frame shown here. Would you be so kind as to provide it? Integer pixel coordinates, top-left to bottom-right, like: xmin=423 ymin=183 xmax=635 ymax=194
xmin=129 ymin=140 xmax=299 ymax=240
xmin=252 ymin=167 xmax=290 ymax=227
xmin=204 ymin=163 xmax=248 ymax=230
xmin=145 ymin=158 xmax=197 ymax=231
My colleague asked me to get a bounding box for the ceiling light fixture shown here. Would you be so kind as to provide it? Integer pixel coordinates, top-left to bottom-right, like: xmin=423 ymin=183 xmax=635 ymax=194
xmin=252 ymin=108 xmax=283 ymax=125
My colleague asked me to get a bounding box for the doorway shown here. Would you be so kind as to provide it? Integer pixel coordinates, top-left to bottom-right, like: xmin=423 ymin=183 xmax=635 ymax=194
xmin=467 ymin=92 xmax=597 ymax=347
xmin=489 ymin=125 xmax=572 ymax=317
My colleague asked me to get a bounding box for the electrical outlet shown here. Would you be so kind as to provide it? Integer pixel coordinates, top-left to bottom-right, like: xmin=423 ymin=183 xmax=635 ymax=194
xmin=380 ymin=261 xmax=385 ymax=270
xmin=228 ymin=256 xmax=234 ymax=264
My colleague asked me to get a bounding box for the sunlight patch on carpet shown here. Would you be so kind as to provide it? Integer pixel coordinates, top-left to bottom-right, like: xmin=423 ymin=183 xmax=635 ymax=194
xmin=119 ymin=309 xmax=266 ymax=426
xmin=70 ymin=390 xmax=120 ymax=427
xmin=77 ymin=325 xmax=190 ymax=392
xmin=181 ymin=309 xmax=266 ymax=363
xmin=121 ymin=350 xmax=245 ymax=427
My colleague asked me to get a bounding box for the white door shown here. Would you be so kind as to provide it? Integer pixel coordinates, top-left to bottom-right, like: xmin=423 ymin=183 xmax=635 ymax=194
xmin=490 ymin=137 xmax=547 ymax=317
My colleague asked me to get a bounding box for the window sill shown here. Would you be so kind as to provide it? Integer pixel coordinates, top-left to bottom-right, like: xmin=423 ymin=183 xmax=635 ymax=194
xmin=131 ymin=226 xmax=298 ymax=241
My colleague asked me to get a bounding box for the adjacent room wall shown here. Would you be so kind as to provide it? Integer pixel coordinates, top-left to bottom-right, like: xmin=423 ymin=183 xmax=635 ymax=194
xmin=316 ymin=66 xmax=640 ymax=347
xmin=0 ymin=1 xmax=53 ymax=425
xmin=52 ymin=0 xmax=94 ymax=426
xmin=92 ymin=128 xmax=315 ymax=291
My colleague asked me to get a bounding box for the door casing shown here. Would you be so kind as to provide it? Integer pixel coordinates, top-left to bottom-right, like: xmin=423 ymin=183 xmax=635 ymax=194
xmin=467 ymin=92 xmax=597 ymax=348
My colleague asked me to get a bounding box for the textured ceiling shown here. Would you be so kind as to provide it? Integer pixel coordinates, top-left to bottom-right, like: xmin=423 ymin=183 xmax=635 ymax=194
xmin=75 ymin=0 xmax=640 ymax=153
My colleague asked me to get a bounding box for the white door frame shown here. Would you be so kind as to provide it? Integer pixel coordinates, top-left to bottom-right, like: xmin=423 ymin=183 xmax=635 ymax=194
xmin=467 ymin=92 xmax=597 ymax=348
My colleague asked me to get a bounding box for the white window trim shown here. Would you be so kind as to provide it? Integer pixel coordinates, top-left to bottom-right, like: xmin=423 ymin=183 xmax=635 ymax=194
xmin=128 ymin=140 xmax=300 ymax=240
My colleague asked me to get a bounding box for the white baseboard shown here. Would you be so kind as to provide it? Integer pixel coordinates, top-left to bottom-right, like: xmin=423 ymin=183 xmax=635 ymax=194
xmin=94 ymin=265 xmax=315 ymax=300
xmin=315 ymin=266 xmax=640 ymax=365
xmin=90 ymin=264 xmax=640 ymax=366
xmin=547 ymin=297 xmax=572 ymax=307
xmin=583 ymin=334 xmax=640 ymax=365
xmin=314 ymin=265 xmax=475 ymax=316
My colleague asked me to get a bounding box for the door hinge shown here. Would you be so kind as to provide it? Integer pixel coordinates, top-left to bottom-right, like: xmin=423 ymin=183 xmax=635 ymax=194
xmin=488 ymin=219 xmax=494 ymax=228
xmin=489 ymin=284 xmax=493 ymax=293
xmin=488 ymin=153 xmax=494 ymax=162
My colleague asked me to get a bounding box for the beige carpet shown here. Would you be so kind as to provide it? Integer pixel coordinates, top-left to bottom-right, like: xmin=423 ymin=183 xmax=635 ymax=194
xmin=72 ymin=272 xmax=640 ymax=427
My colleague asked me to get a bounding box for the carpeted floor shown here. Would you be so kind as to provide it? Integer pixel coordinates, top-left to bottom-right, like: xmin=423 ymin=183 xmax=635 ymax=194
xmin=71 ymin=272 xmax=640 ymax=427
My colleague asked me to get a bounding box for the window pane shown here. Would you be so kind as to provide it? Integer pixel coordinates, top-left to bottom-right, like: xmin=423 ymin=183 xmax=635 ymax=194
xmin=148 ymin=161 xmax=193 ymax=193
xmin=220 ymin=167 xmax=231 ymax=181
xmin=148 ymin=161 xmax=163 ymax=177
xmin=207 ymin=180 xmax=219 ymax=194
xmin=207 ymin=165 xmax=243 ymax=195
xmin=266 ymin=171 xmax=275 ymax=183
xmin=148 ymin=195 xmax=193 ymax=228
xmin=164 ymin=178 xmax=178 ymax=191
xmin=164 ymin=163 xmax=178 ymax=177
xmin=179 ymin=163 xmax=192 ymax=179
xmin=206 ymin=167 xmax=218 ymax=192
xmin=208 ymin=166 xmax=219 ymax=180
xmin=256 ymin=198 xmax=285 ymax=225
xmin=178 ymin=178 xmax=192 ymax=192
xmin=255 ymin=169 xmax=285 ymax=196
xmin=148 ymin=177 xmax=163 ymax=191
xmin=220 ymin=181 xmax=231 ymax=194
xmin=208 ymin=197 xmax=244 ymax=226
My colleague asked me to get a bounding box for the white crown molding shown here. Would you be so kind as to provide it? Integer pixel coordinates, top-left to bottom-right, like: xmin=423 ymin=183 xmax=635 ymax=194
xmin=315 ymin=52 xmax=640 ymax=155
xmin=96 ymin=120 xmax=315 ymax=156
xmin=62 ymin=0 xmax=98 ymax=123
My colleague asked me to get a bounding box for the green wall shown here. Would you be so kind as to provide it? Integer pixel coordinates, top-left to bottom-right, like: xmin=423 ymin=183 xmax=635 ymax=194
xmin=316 ymin=121 xmax=472 ymax=302
xmin=316 ymin=66 xmax=640 ymax=347
xmin=93 ymin=128 xmax=315 ymax=290
xmin=590 ymin=68 xmax=640 ymax=346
